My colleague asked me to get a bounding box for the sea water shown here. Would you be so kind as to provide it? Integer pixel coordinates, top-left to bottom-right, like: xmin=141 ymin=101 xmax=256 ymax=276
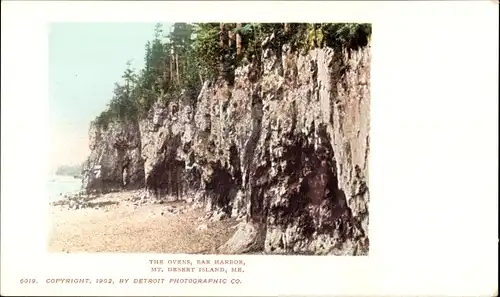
xmin=47 ymin=175 xmax=82 ymax=201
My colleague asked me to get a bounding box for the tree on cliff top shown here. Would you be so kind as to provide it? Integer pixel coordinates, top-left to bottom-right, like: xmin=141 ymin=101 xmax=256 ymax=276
xmin=94 ymin=22 xmax=371 ymax=130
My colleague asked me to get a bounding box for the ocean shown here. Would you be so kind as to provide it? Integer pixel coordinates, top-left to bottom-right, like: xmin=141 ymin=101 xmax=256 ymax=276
xmin=47 ymin=175 xmax=83 ymax=201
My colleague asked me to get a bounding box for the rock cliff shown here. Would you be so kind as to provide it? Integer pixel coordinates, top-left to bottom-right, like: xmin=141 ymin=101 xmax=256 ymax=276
xmin=83 ymin=41 xmax=371 ymax=255
xmin=83 ymin=120 xmax=144 ymax=193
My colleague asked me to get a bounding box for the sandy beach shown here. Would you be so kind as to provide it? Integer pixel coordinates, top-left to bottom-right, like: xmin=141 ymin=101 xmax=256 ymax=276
xmin=48 ymin=191 xmax=239 ymax=253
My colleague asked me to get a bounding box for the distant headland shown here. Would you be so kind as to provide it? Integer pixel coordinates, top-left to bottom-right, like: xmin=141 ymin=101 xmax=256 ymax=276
xmin=55 ymin=164 xmax=83 ymax=178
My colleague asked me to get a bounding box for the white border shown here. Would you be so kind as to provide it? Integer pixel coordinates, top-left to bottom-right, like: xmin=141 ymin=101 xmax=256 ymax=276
xmin=1 ymin=1 xmax=498 ymax=296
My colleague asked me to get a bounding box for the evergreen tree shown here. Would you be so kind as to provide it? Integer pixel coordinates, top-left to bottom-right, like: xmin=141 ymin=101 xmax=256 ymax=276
xmin=94 ymin=22 xmax=372 ymax=130
xmin=122 ymin=60 xmax=137 ymax=95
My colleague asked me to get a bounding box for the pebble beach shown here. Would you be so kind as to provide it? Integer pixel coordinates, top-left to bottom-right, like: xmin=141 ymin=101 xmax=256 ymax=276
xmin=48 ymin=190 xmax=238 ymax=253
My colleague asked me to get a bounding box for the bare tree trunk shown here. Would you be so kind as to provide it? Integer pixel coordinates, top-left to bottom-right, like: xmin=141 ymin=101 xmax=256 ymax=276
xmin=219 ymin=23 xmax=226 ymax=48
xmin=179 ymin=56 xmax=183 ymax=83
xmin=236 ymin=23 xmax=242 ymax=57
xmin=228 ymin=24 xmax=235 ymax=49
xmin=219 ymin=23 xmax=228 ymax=77
xmin=185 ymin=56 xmax=189 ymax=84
xmin=175 ymin=53 xmax=180 ymax=84
xmin=199 ymin=72 xmax=204 ymax=85
xmin=169 ymin=50 xmax=174 ymax=85
xmin=163 ymin=61 xmax=169 ymax=83
xmin=312 ymin=23 xmax=317 ymax=48
xmin=162 ymin=56 xmax=169 ymax=91
xmin=284 ymin=23 xmax=290 ymax=33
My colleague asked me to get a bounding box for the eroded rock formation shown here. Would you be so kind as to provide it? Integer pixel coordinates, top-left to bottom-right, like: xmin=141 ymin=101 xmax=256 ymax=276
xmin=82 ymin=42 xmax=371 ymax=255
xmin=82 ymin=120 xmax=144 ymax=193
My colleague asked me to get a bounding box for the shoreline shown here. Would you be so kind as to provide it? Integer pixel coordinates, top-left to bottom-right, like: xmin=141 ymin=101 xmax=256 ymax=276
xmin=48 ymin=190 xmax=240 ymax=254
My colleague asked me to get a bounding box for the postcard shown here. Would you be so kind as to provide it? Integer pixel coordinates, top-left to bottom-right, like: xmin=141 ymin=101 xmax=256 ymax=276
xmin=1 ymin=1 xmax=498 ymax=296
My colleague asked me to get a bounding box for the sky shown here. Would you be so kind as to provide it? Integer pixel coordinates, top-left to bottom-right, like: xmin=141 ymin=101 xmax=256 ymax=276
xmin=48 ymin=22 xmax=171 ymax=172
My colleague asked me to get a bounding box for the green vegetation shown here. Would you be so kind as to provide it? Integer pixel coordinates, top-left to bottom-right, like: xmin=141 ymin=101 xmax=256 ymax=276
xmin=93 ymin=23 xmax=371 ymax=130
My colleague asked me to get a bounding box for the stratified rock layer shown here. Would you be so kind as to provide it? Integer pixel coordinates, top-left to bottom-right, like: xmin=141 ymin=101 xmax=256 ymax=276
xmin=83 ymin=43 xmax=371 ymax=255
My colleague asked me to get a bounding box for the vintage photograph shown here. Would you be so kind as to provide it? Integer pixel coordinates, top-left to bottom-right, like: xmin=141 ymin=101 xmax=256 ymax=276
xmin=48 ymin=22 xmax=371 ymax=255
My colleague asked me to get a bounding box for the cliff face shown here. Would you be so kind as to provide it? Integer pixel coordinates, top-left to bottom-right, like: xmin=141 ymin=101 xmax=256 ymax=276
xmin=83 ymin=120 xmax=144 ymax=193
xmin=83 ymin=42 xmax=371 ymax=255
